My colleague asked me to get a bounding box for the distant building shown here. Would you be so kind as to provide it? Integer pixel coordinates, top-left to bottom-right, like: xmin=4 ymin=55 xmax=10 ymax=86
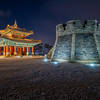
xmin=48 ymin=20 xmax=100 ymax=64
xmin=0 ymin=20 xmax=42 ymax=56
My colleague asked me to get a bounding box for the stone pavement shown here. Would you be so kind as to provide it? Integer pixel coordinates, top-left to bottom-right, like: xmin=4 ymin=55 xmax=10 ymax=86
xmin=0 ymin=58 xmax=100 ymax=100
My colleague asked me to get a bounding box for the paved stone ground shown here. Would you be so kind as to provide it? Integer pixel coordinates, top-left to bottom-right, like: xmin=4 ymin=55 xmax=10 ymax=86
xmin=0 ymin=58 xmax=100 ymax=100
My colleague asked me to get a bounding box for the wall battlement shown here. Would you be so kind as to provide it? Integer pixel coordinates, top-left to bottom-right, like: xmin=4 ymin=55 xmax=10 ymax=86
xmin=67 ymin=20 xmax=97 ymax=27
xmin=56 ymin=20 xmax=99 ymax=36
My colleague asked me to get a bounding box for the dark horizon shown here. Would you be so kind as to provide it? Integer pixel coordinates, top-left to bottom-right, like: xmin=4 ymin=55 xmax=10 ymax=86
xmin=0 ymin=0 xmax=100 ymax=45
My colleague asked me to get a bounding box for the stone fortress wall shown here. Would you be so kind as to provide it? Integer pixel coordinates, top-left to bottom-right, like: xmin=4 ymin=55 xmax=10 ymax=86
xmin=50 ymin=20 xmax=100 ymax=63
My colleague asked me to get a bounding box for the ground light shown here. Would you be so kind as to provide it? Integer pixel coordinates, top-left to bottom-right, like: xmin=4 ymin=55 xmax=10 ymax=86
xmin=52 ymin=61 xmax=59 ymax=67
xmin=89 ymin=63 xmax=96 ymax=69
xmin=53 ymin=61 xmax=59 ymax=65
xmin=43 ymin=54 xmax=48 ymax=62
xmin=43 ymin=55 xmax=59 ymax=67
xmin=86 ymin=63 xmax=98 ymax=69
xmin=43 ymin=58 xmax=48 ymax=62
xmin=90 ymin=64 xmax=95 ymax=67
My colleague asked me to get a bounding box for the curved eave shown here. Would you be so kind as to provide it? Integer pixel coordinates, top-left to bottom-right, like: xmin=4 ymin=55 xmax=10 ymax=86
xmin=0 ymin=30 xmax=7 ymax=35
xmin=0 ymin=37 xmax=42 ymax=47
xmin=0 ymin=30 xmax=5 ymax=33
xmin=3 ymin=36 xmax=42 ymax=43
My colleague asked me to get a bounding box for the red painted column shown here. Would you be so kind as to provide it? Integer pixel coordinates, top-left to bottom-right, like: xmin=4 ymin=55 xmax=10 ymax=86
xmin=10 ymin=46 xmax=12 ymax=56
xmin=27 ymin=47 xmax=30 ymax=56
xmin=0 ymin=47 xmax=1 ymax=56
xmin=3 ymin=46 xmax=6 ymax=56
xmin=23 ymin=47 xmax=25 ymax=55
xmin=17 ymin=46 xmax=19 ymax=55
xmin=32 ymin=47 xmax=34 ymax=55
xmin=12 ymin=46 xmax=14 ymax=55
xmin=6 ymin=45 xmax=9 ymax=56
xmin=19 ymin=47 xmax=22 ymax=55
xmin=14 ymin=46 xmax=17 ymax=55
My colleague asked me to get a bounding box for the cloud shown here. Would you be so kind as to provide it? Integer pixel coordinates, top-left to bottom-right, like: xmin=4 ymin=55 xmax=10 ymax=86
xmin=0 ymin=10 xmax=11 ymax=17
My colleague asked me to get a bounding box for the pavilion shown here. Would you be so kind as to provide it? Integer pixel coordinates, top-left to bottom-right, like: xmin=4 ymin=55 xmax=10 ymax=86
xmin=0 ymin=20 xmax=42 ymax=56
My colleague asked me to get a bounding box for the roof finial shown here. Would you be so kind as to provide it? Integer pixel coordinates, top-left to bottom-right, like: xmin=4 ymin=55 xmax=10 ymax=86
xmin=14 ymin=20 xmax=17 ymax=28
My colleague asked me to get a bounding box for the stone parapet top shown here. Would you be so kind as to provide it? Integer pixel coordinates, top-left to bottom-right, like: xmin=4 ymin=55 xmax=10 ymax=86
xmin=56 ymin=20 xmax=100 ymax=36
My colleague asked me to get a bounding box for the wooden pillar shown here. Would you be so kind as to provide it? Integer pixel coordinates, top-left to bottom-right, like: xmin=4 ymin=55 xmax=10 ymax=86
xmin=10 ymin=46 xmax=12 ymax=56
xmin=0 ymin=47 xmax=1 ymax=56
xmin=3 ymin=46 xmax=6 ymax=56
xmin=12 ymin=47 xmax=14 ymax=55
xmin=10 ymin=46 xmax=14 ymax=56
xmin=14 ymin=46 xmax=17 ymax=55
xmin=23 ymin=47 xmax=25 ymax=55
xmin=27 ymin=47 xmax=30 ymax=56
xmin=6 ymin=45 xmax=9 ymax=56
xmin=17 ymin=46 xmax=19 ymax=55
xmin=32 ymin=47 xmax=34 ymax=55
xmin=19 ymin=47 xmax=22 ymax=55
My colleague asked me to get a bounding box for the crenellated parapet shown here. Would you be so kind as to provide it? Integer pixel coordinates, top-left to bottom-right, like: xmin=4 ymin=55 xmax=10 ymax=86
xmin=56 ymin=20 xmax=99 ymax=36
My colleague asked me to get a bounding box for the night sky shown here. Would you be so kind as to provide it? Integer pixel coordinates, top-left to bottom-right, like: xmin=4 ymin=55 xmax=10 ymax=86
xmin=0 ymin=0 xmax=100 ymax=45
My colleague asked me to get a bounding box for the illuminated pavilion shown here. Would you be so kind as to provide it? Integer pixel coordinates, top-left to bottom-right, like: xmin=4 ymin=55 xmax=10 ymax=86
xmin=0 ymin=20 xmax=42 ymax=57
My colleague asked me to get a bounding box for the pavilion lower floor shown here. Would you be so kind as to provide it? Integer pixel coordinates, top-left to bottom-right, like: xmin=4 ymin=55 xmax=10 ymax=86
xmin=0 ymin=45 xmax=35 ymax=56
